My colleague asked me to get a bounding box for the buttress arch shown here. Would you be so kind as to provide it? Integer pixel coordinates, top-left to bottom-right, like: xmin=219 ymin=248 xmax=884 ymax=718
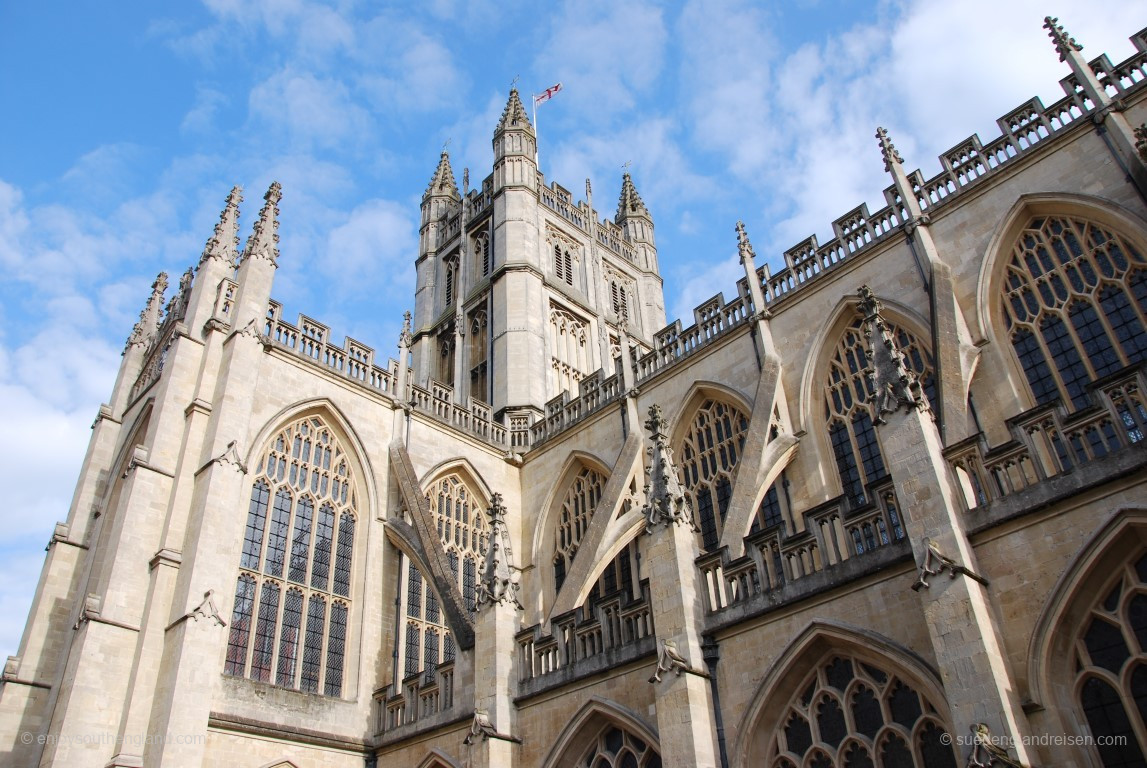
xmin=730 ymin=620 xmax=953 ymax=768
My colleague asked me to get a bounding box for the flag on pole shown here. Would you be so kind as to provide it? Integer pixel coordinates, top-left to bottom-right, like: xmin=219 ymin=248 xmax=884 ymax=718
xmin=534 ymin=82 xmax=563 ymax=106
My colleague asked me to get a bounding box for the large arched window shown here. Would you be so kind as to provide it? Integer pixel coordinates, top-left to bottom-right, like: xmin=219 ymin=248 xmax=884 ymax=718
xmin=397 ymin=559 xmax=453 ymax=683
xmin=1072 ymin=549 xmax=1147 ymax=765
xmin=824 ymin=318 xmax=935 ymax=508
xmin=225 ymin=414 xmax=357 ymax=697
xmin=1002 ymin=215 xmax=1146 ymax=410
xmin=767 ymin=654 xmax=957 ymax=768
xmin=677 ymin=398 xmax=750 ymax=551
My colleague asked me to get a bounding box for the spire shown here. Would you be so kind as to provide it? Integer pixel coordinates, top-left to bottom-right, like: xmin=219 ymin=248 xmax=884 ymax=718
xmin=126 ymin=272 xmax=169 ymax=350
xmin=641 ymin=404 xmax=696 ymax=533
xmin=875 ymin=127 xmax=903 ymax=173
xmin=1044 ymin=16 xmax=1082 ymax=62
xmin=241 ymin=182 xmax=281 ymax=266
xmin=424 ymin=151 xmax=460 ymax=200
xmin=616 ymin=172 xmax=649 ymax=220
xmin=857 ymin=285 xmax=928 ymax=423
xmin=200 ymin=186 xmax=242 ymax=267
xmin=495 ymin=88 xmax=533 ymax=134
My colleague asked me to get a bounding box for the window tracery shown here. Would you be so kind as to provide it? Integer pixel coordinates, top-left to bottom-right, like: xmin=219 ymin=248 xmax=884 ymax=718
xmin=1002 ymin=215 xmax=1146 ymax=410
xmin=1071 ymin=549 xmax=1147 ymax=765
xmin=824 ymin=318 xmax=934 ymax=507
xmin=225 ymin=414 xmax=356 ymax=697
xmin=677 ymin=398 xmax=750 ymax=551
xmin=576 ymin=724 xmax=662 ymax=767
xmin=550 ymin=307 xmax=590 ymax=398
xmin=767 ymin=654 xmax=957 ymax=767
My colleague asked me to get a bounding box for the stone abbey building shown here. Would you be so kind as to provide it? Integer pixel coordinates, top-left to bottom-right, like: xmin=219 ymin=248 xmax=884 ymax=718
xmin=4 ymin=17 xmax=1147 ymax=768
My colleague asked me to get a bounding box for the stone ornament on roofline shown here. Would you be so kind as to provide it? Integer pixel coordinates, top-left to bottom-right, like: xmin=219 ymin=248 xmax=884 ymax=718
xmin=857 ymin=285 xmax=929 ymax=423
xmin=475 ymin=493 xmax=523 ymax=610
xmin=1043 ymin=15 xmax=1081 ymax=61
xmin=641 ymin=404 xmax=697 ymax=533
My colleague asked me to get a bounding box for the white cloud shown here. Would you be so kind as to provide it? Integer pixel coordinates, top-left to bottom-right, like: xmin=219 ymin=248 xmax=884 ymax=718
xmin=248 ymin=69 xmax=373 ymax=153
xmin=181 ymin=86 xmax=228 ymax=135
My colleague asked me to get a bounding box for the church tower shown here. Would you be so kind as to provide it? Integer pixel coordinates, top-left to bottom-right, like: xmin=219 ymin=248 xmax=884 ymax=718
xmin=409 ymin=89 xmax=667 ymax=428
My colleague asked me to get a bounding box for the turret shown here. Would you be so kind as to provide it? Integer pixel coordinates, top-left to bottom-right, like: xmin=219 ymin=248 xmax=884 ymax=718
xmin=613 ymin=172 xmax=666 ymax=336
xmin=491 ymin=89 xmax=537 ymax=194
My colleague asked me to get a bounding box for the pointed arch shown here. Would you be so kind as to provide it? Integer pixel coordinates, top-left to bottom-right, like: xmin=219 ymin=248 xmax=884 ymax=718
xmin=531 ymin=449 xmax=614 ymax=579
xmin=1028 ymin=507 xmax=1147 ymax=711
xmin=225 ymin=402 xmax=368 ymax=698
xmin=416 ymin=747 xmax=462 ymax=768
xmin=670 ymin=381 xmax=755 ymax=551
xmin=799 ymin=293 xmax=935 ymax=509
xmin=255 ymin=761 xmax=300 ymax=768
xmin=540 ymin=696 xmax=661 ymax=768
xmin=244 ymin=398 xmax=377 ymax=519
xmin=418 ymin=457 xmax=494 ymax=502
xmin=976 ymin=194 xmax=1147 ymax=414
xmin=731 ymin=620 xmax=953 ymax=768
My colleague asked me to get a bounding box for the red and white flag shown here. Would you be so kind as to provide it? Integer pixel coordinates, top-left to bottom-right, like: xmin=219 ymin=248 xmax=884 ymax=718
xmin=534 ymin=82 xmax=563 ymax=106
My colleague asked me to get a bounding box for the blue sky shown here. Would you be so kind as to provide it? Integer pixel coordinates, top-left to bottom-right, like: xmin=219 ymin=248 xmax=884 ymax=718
xmin=0 ymin=0 xmax=1139 ymax=655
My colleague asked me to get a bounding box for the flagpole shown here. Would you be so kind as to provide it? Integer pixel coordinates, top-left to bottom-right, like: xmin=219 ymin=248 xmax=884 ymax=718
xmin=532 ymin=95 xmax=540 ymax=170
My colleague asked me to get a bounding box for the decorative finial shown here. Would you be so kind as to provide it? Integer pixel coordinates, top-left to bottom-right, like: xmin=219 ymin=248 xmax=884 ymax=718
xmin=857 ymin=285 xmax=928 ymax=422
xmin=622 ymin=160 xmax=632 ymax=173
xmin=736 ymin=220 xmax=757 ymax=265
xmin=476 ymin=493 xmax=522 ymax=610
xmin=875 ymin=127 xmax=903 ymax=172
xmin=242 ymin=182 xmax=282 ymax=265
xmin=200 ymin=185 xmax=243 ymax=266
xmin=586 ymin=178 xmax=592 ymax=199
xmin=127 ymin=272 xmax=169 ymax=350
xmin=463 ymin=167 xmax=469 ymax=194
xmin=510 ymin=74 xmax=520 ymax=92
xmin=442 ymin=138 xmax=451 ymax=154
xmin=641 ymin=404 xmax=696 ymax=533
xmin=399 ymin=310 xmax=412 ymax=349
xmin=1044 ymin=16 xmax=1082 ymax=61
xmin=1135 ymin=124 xmax=1147 ymax=163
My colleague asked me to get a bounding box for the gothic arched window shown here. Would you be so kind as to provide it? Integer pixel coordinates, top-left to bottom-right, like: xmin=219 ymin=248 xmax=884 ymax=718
xmin=553 ymin=466 xmax=606 ymax=592
xmin=469 ymin=310 xmax=489 ymax=403
xmin=1002 ymin=215 xmax=1146 ymax=410
xmin=824 ymin=318 xmax=934 ymax=508
xmin=475 ymin=232 xmax=491 ymax=277
xmin=577 ymin=724 xmax=662 ymax=767
xmin=429 ymin=473 xmax=488 ymax=611
xmin=767 ymin=654 xmax=958 ymax=768
xmin=1072 ymin=550 xmax=1147 ymax=765
xmin=549 ymin=307 xmax=590 ymax=398
xmin=225 ymin=414 xmax=357 ymax=697
xmin=397 ymin=560 xmax=454 ymax=682
xmin=677 ymin=398 xmax=750 ymax=551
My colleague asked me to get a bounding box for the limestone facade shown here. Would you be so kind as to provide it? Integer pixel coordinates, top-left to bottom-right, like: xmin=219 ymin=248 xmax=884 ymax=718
xmin=4 ymin=19 xmax=1147 ymax=768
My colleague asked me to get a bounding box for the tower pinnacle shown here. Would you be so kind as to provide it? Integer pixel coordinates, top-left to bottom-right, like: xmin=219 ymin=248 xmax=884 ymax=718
xmin=200 ymin=186 xmax=242 ymax=267
xmin=616 ymin=172 xmax=649 ymax=220
xmin=1044 ymin=16 xmax=1082 ymax=62
xmin=241 ymin=182 xmax=282 ymax=266
xmin=875 ymin=127 xmax=904 ymax=172
xmin=424 ymin=151 xmax=460 ymax=200
xmin=496 ymin=88 xmax=533 ymax=134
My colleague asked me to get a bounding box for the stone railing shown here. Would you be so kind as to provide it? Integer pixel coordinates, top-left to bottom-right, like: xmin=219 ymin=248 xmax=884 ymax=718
xmin=946 ymin=364 xmax=1147 ymax=509
xmin=529 ymin=369 xmax=625 ymax=444
xmin=516 ymin=581 xmax=655 ymax=692
xmin=635 ymin=293 xmax=754 ymax=383
xmin=536 ymin=176 xmax=637 ymax=263
xmin=264 ymin=303 xmax=513 ymax=448
xmin=410 ymin=381 xmax=508 ymax=444
xmin=373 ymin=661 xmax=455 ymax=738
xmin=699 ymin=479 xmax=905 ymax=613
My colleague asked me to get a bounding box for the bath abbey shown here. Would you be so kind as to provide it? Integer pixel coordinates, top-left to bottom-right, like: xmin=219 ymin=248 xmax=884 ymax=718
xmin=4 ymin=17 xmax=1147 ymax=768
